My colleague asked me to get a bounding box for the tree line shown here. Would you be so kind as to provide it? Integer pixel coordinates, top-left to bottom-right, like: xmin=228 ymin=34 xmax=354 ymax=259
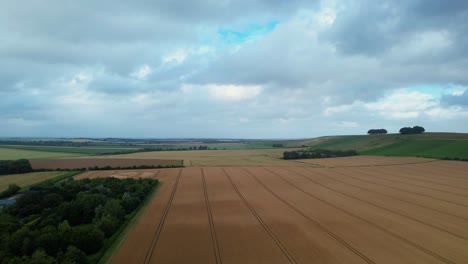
xmin=0 ymin=177 xmax=158 ymax=263
xmin=0 ymin=159 xmax=33 ymax=175
xmin=283 ymin=149 xmax=358 ymax=160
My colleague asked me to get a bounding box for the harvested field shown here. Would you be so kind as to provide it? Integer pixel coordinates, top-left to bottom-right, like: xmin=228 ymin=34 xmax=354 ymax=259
xmin=76 ymin=148 xmax=308 ymax=167
xmin=294 ymin=155 xmax=434 ymax=167
xmin=77 ymin=158 xmax=468 ymax=264
xmin=0 ymin=171 xmax=66 ymax=191
xmin=29 ymin=158 xmax=182 ymax=170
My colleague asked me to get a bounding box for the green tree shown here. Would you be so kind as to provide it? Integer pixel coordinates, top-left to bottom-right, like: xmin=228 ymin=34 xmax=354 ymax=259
xmin=95 ymin=199 xmax=125 ymax=220
xmin=96 ymin=214 xmax=119 ymax=237
xmin=70 ymin=226 xmax=105 ymax=254
xmin=0 ymin=183 xmax=21 ymax=198
xmin=29 ymin=248 xmax=55 ymax=264
xmin=62 ymin=246 xmax=88 ymax=264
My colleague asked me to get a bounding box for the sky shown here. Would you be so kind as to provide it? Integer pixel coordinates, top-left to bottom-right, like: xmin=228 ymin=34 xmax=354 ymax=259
xmin=1 ymin=0 xmax=468 ymax=138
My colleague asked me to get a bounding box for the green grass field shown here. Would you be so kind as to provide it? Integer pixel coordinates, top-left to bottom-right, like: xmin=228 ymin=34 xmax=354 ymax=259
xmin=363 ymin=140 xmax=468 ymax=159
xmin=0 ymin=145 xmax=138 ymax=156
xmin=0 ymin=147 xmax=81 ymax=160
xmin=309 ymin=133 xmax=468 ymax=159
xmin=0 ymin=171 xmax=74 ymax=191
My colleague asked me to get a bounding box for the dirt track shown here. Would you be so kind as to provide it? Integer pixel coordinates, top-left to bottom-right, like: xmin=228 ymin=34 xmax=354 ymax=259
xmin=77 ymin=159 xmax=468 ymax=264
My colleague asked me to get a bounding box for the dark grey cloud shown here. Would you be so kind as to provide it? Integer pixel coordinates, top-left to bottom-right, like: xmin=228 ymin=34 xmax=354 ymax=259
xmin=324 ymin=0 xmax=468 ymax=56
xmin=1 ymin=0 xmax=468 ymax=137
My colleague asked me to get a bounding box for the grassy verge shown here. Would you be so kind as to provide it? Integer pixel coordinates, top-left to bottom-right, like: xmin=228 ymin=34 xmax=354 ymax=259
xmin=26 ymin=171 xmax=83 ymax=190
xmin=91 ymin=182 xmax=161 ymax=264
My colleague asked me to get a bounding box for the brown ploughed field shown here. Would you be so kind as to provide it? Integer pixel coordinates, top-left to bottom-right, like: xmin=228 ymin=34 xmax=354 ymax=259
xmin=29 ymin=158 xmax=182 ymax=170
xmin=77 ymin=157 xmax=468 ymax=264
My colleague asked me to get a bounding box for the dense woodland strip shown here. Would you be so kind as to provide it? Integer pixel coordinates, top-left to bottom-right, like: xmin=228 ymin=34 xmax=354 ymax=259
xmin=283 ymin=149 xmax=358 ymax=160
xmin=0 ymin=160 xmax=33 ymax=175
xmin=0 ymin=177 xmax=158 ymax=263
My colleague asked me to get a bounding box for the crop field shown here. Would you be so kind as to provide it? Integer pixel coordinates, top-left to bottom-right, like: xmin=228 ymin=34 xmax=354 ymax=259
xmin=294 ymin=155 xmax=435 ymax=167
xmin=0 ymin=147 xmax=81 ymax=160
xmin=29 ymin=158 xmax=182 ymax=170
xmin=362 ymin=140 xmax=468 ymax=159
xmin=77 ymin=157 xmax=468 ymax=264
xmin=0 ymin=171 xmax=70 ymax=191
xmin=77 ymin=148 xmax=307 ymax=167
xmin=308 ymin=133 xmax=468 ymax=160
xmin=0 ymin=145 xmax=139 ymax=155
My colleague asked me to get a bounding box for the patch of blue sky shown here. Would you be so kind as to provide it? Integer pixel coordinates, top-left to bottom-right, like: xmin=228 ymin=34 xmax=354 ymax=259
xmin=217 ymin=20 xmax=278 ymax=45
xmin=403 ymin=83 xmax=466 ymax=98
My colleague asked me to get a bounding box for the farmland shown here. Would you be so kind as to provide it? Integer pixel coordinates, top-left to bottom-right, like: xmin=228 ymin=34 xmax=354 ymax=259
xmin=29 ymin=158 xmax=183 ymax=170
xmin=294 ymin=155 xmax=434 ymax=167
xmin=78 ymin=148 xmax=307 ymax=167
xmin=0 ymin=171 xmax=68 ymax=191
xmin=0 ymin=145 xmax=139 ymax=155
xmin=308 ymin=133 xmax=468 ymax=159
xmin=77 ymin=157 xmax=468 ymax=264
xmin=0 ymin=147 xmax=81 ymax=160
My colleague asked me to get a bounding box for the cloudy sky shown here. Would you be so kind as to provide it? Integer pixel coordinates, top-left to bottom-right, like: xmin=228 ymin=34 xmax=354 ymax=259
xmin=1 ymin=0 xmax=468 ymax=138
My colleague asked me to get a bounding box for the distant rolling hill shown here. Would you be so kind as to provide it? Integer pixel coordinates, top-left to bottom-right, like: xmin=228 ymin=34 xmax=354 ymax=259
xmin=305 ymin=133 xmax=468 ymax=160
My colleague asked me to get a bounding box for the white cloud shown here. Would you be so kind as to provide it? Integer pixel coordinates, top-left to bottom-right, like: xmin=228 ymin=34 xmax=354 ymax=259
xmin=181 ymin=83 xmax=262 ymax=101
xmin=323 ymin=102 xmax=358 ymax=116
xmin=365 ymin=90 xmax=438 ymax=119
xmin=2 ymin=1 xmax=468 ymax=137
xmin=452 ymin=89 xmax=465 ymax=96
xmin=426 ymin=107 xmax=468 ymax=119
xmin=334 ymin=121 xmax=359 ymax=127
xmin=209 ymin=84 xmax=262 ymax=101
xmin=163 ymin=49 xmax=188 ymax=65
xmin=131 ymin=65 xmax=152 ymax=80
xmin=65 ymin=72 xmax=93 ymax=88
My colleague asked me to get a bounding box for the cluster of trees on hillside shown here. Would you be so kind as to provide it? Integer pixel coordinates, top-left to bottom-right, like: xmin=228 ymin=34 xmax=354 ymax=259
xmin=283 ymin=149 xmax=357 ymax=160
xmin=272 ymin=144 xmax=284 ymax=148
xmin=0 ymin=160 xmax=33 ymax=175
xmin=367 ymin=129 xmax=387 ymax=135
xmin=399 ymin=126 xmax=425 ymax=134
xmin=0 ymin=177 xmax=158 ymax=263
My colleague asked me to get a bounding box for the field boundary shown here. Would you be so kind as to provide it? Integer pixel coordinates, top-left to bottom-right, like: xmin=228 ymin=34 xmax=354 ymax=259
xmin=97 ymin=176 xmax=162 ymax=264
xmin=27 ymin=171 xmax=83 ymax=190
